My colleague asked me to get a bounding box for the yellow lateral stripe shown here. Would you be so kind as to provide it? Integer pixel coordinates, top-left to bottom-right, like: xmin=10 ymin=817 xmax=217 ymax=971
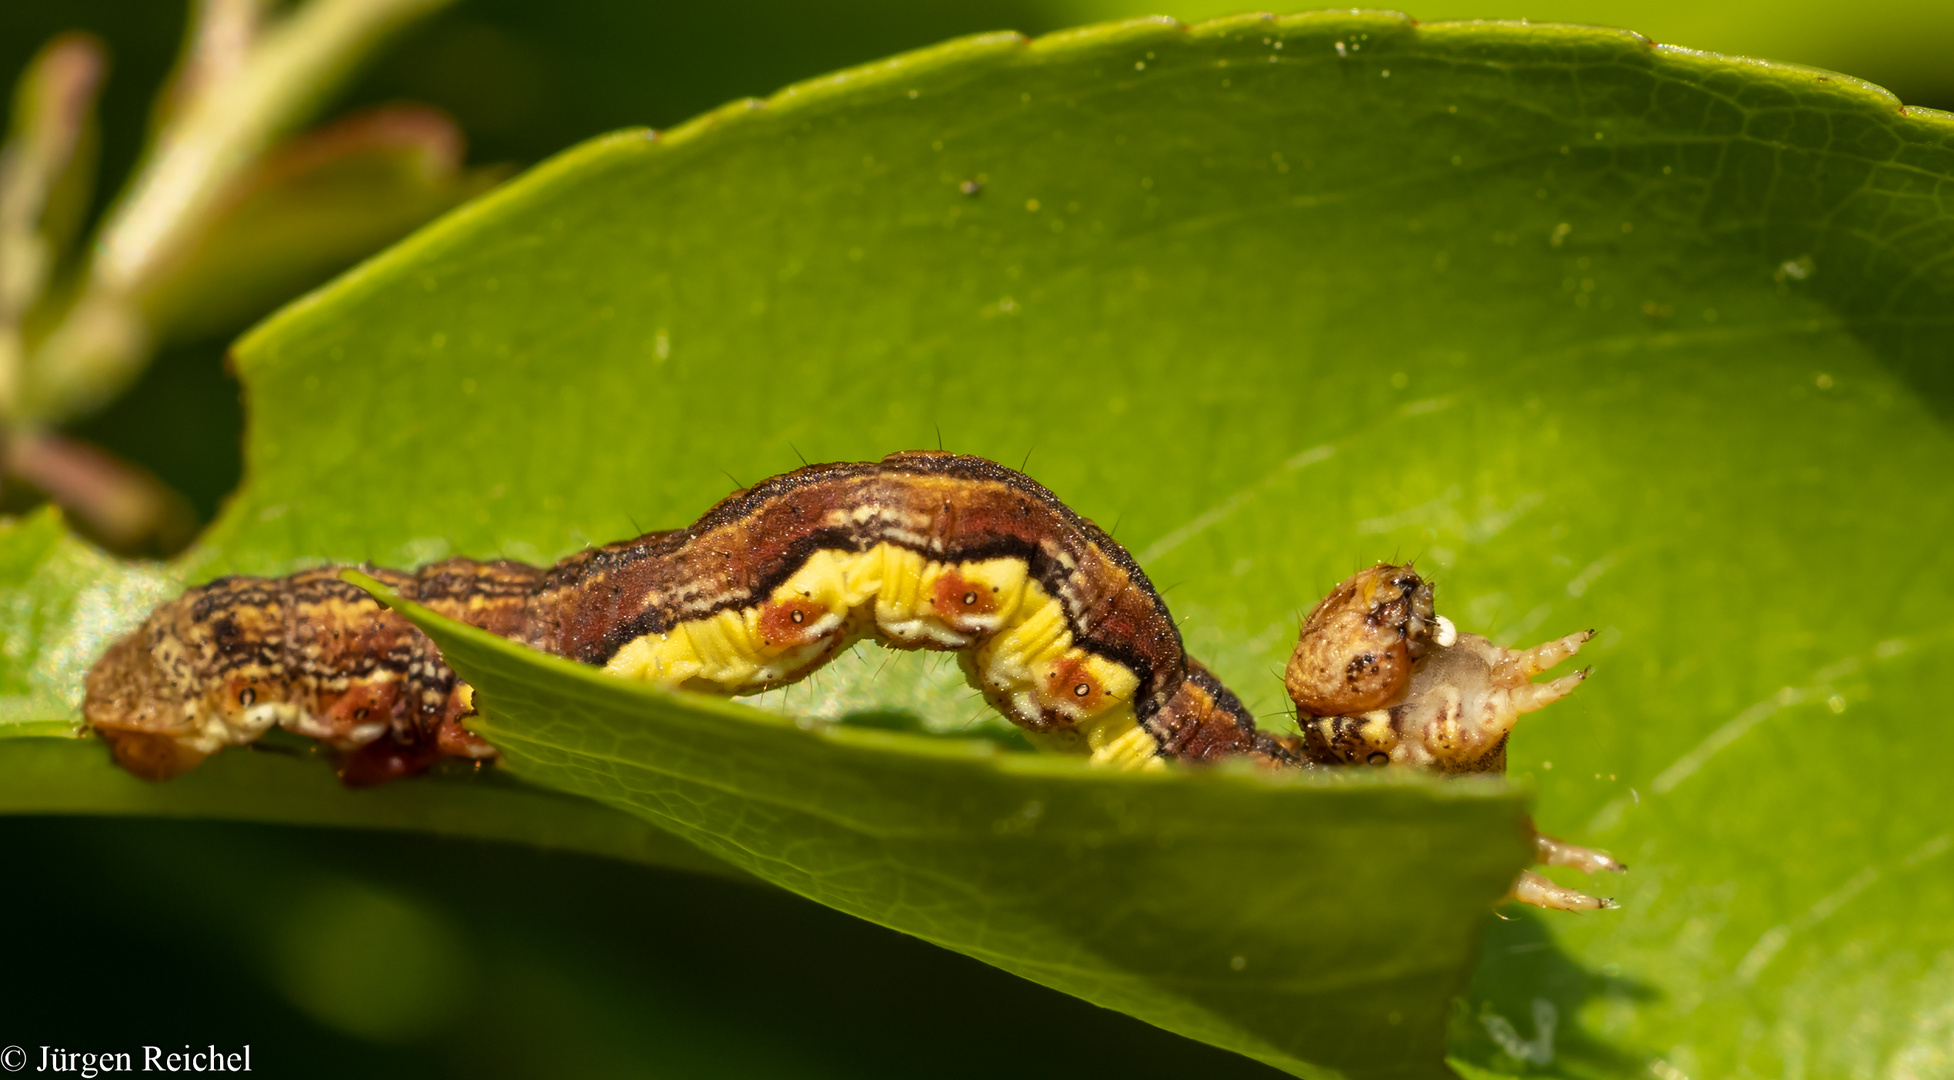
xmin=599 ymin=542 xmax=1154 ymax=768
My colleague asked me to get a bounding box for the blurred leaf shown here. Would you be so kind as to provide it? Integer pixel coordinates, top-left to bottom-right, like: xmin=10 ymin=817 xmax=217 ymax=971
xmin=1 ymin=32 xmax=104 ymax=302
xmin=6 ymin=815 xmax=1292 ymax=1079
xmin=3 ymin=10 xmax=1952 ymax=1076
xmin=1055 ymin=0 xmax=1954 ymax=110
xmin=352 ymin=0 xmax=1067 ymax=162
xmin=268 ymin=874 xmax=477 ymax=1042
xmin=141 ymin=104 xmax=505 ymax=342
xmin=3 ymin=430 xmax=198 ymax=554
xmin=53 ymin=340 xmax=244 ymax=525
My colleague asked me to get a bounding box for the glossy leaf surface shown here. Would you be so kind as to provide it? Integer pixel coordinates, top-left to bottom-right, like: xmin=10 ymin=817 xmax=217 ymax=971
xmin=5 ymin=13 xmax=1952 ymax=1077
xmin=367 ymin=577 xmax=1528 ymax=1077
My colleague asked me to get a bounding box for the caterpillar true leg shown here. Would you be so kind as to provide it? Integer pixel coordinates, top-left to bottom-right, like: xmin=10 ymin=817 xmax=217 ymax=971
xmin=1493 ymin=629 xmax=1594 ymax=685
xmin=1536 ymin=832 xmax=1626 ymax=875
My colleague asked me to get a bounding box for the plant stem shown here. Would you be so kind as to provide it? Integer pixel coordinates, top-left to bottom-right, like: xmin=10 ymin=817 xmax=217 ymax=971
xmin=19 ymin=0 xmax=455 ymax=424
xmin=5 ymin=429 xmax=196 ymax=553
xmin=0 ymin=34 xmax=104 ymax=421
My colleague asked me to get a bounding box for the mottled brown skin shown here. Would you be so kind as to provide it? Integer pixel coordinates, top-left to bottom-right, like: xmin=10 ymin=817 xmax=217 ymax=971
xmin=84 ymin=560 xmax=537 ymax=784
xmin=84 ymin=452 xmax=1296 ymax=783
xmin=1285 ymin=564 xmax=1434 ymax=716
xmin=1150 ymin=663 xmax=1294 ymax=763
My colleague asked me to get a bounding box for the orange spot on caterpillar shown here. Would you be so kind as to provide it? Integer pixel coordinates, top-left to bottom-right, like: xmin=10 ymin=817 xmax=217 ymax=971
xmin=323 ymin=680 xmax=400 ymax=736
xmin=214 ymin=676 xmax=262 ymax=715
xmin=1042 ymin=656 xmax=1105 ymax=714
xmin=758 ymin=598 xmax=832 ymax=648
xmin=931 ymin=569 xmax=996 ymax=631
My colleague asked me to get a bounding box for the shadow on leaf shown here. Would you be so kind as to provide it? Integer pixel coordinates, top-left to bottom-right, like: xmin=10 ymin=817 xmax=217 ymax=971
xmin=1450 ymin=911 xmax=1657 ymax=1079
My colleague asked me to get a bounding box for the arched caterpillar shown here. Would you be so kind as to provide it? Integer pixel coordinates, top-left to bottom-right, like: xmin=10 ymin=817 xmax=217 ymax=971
xmin=84 ymin=451 xmax=1620 ymax=909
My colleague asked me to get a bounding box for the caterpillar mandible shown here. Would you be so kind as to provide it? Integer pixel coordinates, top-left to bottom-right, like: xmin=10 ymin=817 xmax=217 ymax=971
xmin=82 ymin=451 xmax=1620 ymax=910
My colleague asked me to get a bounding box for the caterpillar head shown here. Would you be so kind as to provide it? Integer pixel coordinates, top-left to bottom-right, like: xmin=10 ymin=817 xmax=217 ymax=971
xmin=81 ymin=631 xmax=209 ymax=780
xmin=1284 ymin=563 xmax=1435 ymax=717
xmin=1287 ymin=563 xmax=1595 ymax=774
xmin=81 ymin=603 xmax=292 ymax=780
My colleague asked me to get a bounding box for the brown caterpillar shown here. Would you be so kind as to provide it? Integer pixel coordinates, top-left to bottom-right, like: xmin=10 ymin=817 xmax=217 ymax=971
xmin=84 ymin=451 xmax=1620 ymax=909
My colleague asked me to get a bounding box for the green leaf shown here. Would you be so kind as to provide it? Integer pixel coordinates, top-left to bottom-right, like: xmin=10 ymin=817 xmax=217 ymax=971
xmin=362 ymin=572 xmax=1530 ymax=1078
xmin=7 ymin=11 xmax=1954 ymax=1077
xmin=0 ymin=736 xmax=742 ymax=880
xmin=0 ymin=507 xmax=175 ymax=734
xmin=1057 ymin=0 xmax=1954 ymax=113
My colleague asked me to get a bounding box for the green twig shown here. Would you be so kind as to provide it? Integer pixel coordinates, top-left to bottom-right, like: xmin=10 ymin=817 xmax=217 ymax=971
xmin=0 ymin=34 xmax=104 ymax=420
xmin=17 ymin=0 xmax=456 ymax=424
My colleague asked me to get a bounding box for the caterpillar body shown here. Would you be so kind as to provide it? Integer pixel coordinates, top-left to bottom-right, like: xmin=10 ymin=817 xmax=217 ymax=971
xmin=83 ymin=451 xmax=1620 ymax=909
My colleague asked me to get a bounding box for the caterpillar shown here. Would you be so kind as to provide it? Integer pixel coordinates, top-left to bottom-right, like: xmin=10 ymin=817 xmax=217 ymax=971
xmin=83 ymin=451 xmax=1620 ymax=909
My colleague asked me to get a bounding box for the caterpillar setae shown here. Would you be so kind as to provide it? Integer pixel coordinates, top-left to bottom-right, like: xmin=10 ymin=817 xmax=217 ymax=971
xmin=83 ymin=451 xmax=1621 ymax=910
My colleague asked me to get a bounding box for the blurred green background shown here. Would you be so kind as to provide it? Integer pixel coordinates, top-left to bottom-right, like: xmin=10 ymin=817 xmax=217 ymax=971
xmin=4 ymin=1 xmax=1949 ymax=1074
